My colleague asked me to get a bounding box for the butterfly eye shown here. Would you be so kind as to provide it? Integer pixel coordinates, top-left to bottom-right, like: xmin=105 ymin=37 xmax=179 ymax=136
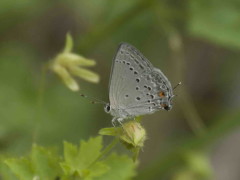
xmin=159 ymin=91 xmax=165 ymax=97
xmin=104 ymin=104 xmax=111 ymax=113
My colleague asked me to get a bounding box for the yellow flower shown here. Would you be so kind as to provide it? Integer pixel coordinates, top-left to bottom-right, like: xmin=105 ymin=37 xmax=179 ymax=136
xmin=50 ymin=33 xmax=99 ymax=91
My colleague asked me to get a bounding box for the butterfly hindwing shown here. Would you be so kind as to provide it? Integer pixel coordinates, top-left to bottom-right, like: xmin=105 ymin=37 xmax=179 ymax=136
xmin=109 ymin=43 xmax=173 ymax=117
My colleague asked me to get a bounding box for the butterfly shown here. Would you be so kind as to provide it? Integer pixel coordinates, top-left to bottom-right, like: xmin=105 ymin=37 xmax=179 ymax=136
xmin=104 ymin=43 xmax=179 ymax=125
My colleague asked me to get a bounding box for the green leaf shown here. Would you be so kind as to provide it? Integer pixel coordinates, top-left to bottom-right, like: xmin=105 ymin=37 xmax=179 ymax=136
xmin=95 ymin=153 xmax=137 ymax=180
xmin=4 ymin=137 xmax=137 ymax=180
xmin=5 ymin=158 xmax=34 ymax=180
xmin=31 ymin=144 xmax=63 ymax=180
xmin=79 ymin=136 xmax=103 ymax=168
xmin=0 ymin=156 xmax=17 ymax=180
xmin=62 ymin=136 xmax=106 ymax=177
xmin=61 ymin=141 xmax=79 ymax=175
xmin=5 ymin=145 xmax=63 ymax=180
xmin=84 ymin=162 xmax=109 ymax=180
xmin=188 ymin=0 xmax=240 ymax=49
xmin=99 ymin=127 xmax=121 ymax=136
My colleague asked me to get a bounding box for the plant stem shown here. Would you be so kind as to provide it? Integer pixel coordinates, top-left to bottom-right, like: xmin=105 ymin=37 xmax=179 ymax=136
xmin=88 ymin=138 xmax=119 ymax=168
xmin=37 ymin=64 xmax=48 ymax=107
xmin=32 ymin=63 xmax=48 ymax=142
xmin=152 ymin=2 xmax=206 ymax=135
xmin=168 ymin=30 xmax=206 ymax=136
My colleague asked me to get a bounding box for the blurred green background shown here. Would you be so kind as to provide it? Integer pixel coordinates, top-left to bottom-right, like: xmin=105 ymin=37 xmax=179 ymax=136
xmin=0 ymin=0 xmax=240 ymax=179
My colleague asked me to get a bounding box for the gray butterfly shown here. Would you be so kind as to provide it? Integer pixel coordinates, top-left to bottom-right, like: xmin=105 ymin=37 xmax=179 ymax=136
xmin=104 ymin=43 xmax=176 ymax=125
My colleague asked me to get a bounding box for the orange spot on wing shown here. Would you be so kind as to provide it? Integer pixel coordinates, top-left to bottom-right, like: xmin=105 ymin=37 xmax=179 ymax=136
xmin=159 ymin=91 xmax=165 ymax=97
xmin=161 ymin=104 xmax=167 ymax=108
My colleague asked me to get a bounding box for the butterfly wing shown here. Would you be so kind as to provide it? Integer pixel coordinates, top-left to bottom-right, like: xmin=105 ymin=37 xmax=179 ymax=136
xmin=109 ymin=43 xmax=153 ymax=108
xmin=109 ymin=43 xmax=173 ymax=117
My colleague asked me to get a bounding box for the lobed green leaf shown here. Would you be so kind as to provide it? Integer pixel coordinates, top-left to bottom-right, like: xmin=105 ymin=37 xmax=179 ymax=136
xmin=5 ymin=158 xmax=34 ymax=180
xmin=95 ymin=153 xmax=137 ymax=180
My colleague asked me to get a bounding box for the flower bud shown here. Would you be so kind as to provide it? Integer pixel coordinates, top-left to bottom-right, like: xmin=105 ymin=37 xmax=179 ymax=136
xmin=120 ymin=121 xmax=146 ymax=149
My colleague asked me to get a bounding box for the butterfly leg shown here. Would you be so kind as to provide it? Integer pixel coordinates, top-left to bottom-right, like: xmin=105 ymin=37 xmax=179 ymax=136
xmin=112 ymin=117 xmax=118 ymax=127
xmin=112 ymin=117 xmax=124 ymax=127
xmin=118 ymin=118 xmax=124 ymax=126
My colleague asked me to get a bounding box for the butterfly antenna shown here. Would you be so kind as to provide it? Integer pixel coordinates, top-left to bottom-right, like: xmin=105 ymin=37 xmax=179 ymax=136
xmin=79 ymin=93 xmax=107 ymax=105
xmin=173 ymin=82 xmax=182 ymax=90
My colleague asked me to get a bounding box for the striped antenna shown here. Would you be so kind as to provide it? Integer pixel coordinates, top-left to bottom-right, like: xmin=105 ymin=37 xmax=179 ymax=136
xmin=173 ymin=82 xmax=181 ymax=90
xmin=79 ymin=93 xmax=107 ymax=105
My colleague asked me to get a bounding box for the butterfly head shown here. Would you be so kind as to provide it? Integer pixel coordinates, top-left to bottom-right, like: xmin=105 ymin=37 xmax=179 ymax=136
xmin=104 ymin=103 xmax=111 ymax=113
